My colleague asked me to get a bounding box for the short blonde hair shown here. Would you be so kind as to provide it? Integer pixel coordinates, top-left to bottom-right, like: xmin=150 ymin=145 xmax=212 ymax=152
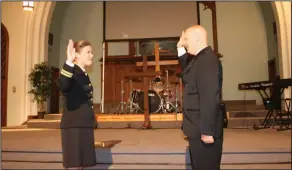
xmin=73 ymin=40 xmax=91 ymax=53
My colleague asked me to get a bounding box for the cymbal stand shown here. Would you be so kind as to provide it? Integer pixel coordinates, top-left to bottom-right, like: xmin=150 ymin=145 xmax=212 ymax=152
xmin=115 ymin=80 xmax=127 ymax=114
xmin=120 ymin=79 xmax=143 ymax=114
xmin=166 ymin=70 xmax=169 ymax=90
xmin=128 ymin=81 xmax=143 ymax=113
xmin=129 ymin=79 xmax=133 ymax=112
xmin=174 ymin=82 xmax=181 ymax=113
xmin=149 ymin=81 xmax=152 ymax=90
xmin=163 ymin=70 xmax=176 ymax=113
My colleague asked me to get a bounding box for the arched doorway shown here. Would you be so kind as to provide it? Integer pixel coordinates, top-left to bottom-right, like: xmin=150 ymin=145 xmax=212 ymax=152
xmin=1 ymin=23 xmax=9 ymax=127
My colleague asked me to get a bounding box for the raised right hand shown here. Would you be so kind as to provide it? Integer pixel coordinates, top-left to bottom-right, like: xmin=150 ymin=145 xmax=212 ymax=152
xmin=177 ymin=31 xmax=186 ymax=48
xmin=67 ymin=39 xmax=76 ymax=62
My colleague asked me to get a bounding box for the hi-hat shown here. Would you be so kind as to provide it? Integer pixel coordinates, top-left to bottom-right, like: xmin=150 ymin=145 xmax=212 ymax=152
xmin=162 ymin=70 xmax=175 ymax=76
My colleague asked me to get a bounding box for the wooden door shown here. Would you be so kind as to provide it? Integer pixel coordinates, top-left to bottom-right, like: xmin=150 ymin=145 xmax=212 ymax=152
xmin=1 ymin=23 xmax=9 ymax=127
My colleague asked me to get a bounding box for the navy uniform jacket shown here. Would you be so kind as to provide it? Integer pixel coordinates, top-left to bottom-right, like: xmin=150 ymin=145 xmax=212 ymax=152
xmin=58 ymin=62 xmax=96 ymax=129
xmin=179 ymin=46 xmax=223 ymax=139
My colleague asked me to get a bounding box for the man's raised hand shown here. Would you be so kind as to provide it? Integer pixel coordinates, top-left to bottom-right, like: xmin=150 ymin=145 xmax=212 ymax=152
xmin=177 ymin=31 xmax=186 ymax=48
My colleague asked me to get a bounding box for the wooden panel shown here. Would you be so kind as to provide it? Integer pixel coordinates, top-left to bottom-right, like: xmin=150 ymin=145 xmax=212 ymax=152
xmin=125 ymin=71 xmax=161 ymax=77
xmin=101 ymin=63 xmax=182 ymax=111
xmin=136 ymin=60 xmax=178 ymax=66
xmin=101 ymin=55 xmax=179 ymax=64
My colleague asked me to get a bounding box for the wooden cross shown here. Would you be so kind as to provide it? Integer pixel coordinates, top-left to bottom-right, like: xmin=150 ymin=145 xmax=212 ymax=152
xmin=154 ymin=42 xmax=160 ymax=72
xmin=125 ymin=41 xmax=180 ymax=128
xmin=142 ymin=42 xmax=163 ymax=128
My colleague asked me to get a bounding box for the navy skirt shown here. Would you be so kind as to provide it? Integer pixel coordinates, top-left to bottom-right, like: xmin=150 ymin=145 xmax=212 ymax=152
xmin=61 ymin=128 xmax=96 ymax=168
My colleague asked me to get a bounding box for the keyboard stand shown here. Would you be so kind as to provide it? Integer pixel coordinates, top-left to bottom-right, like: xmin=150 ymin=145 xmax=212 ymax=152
xmin=273 ymin=98 xmax=292 ymax=131
xmin=253 ymin=88 xmax=291 ymax=131
xmin=238 ymin=78 xmax=292 ymax=131
xmin=253 ymin=88 xmax=275 ymax=130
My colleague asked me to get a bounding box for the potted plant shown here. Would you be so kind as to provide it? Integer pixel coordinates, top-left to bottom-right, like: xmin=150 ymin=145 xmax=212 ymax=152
xmin=28 ymin=61 xmax=53 ymax=119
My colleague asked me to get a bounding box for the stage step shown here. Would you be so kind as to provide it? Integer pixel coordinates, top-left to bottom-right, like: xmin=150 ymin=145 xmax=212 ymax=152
xmin=27 ymin=120 xmax=60 ymax=129
xmin=27 ymin=117 xmax=268 ymax=129
xmin=226 ymin=104 xmax=266 ymax=111
xmin=223 ymin=100 xmax=256 ymax=105
xmin=2 ymin=162 xmax=291 ymax=169
xmin=228 ymin=110 xmax=268 ymax=118
xmin=27 ymin=119 xmax=183 ymax=129
xmin=2 ymin=128 xmax=291 ymax=169
xmin=227 ymin=117 xmax=265 ymax=129
xmin=2 ymin=147 xmax=291 ymax=165
xmin=44 ymin=114 xmax=62 ymax=120
xmin=44 ymin=109 xmax=269 ymax=121
xmin=44 ymin=113 xmax=183 ymax=120
xmin=29 ymin=110 xmax=272 ymax=129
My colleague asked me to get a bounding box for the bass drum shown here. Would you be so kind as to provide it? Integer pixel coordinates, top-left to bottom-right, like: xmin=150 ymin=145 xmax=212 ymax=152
xmin=137 ymin=90 xmax=162 ymax=113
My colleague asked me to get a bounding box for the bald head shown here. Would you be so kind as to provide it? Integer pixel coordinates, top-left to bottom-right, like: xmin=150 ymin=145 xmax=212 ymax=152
xmin=185 ymin=25 xmax=207 ymax=42
xmin=184 ymin=25 xmax=208 ymax=55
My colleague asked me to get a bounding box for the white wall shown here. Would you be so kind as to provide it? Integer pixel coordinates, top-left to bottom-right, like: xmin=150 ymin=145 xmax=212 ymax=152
xmin=216 ymin=2 xmax=269 ymax=104
xmin=57 ymin=2 xmax=103 ymax=104
xmin=2 ymin=2 xmax=29 ymax=125
xmin=200 ymin=2 xmax=270 ymax=104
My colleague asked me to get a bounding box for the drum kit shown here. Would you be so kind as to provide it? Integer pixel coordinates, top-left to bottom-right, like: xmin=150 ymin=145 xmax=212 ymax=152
xmin=115 ymin=70 xmax=182 ymax=114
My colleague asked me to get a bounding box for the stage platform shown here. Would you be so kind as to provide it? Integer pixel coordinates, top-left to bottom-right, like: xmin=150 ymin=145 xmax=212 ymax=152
xmin=24 ymin=100 xmax=277 ymax=129
xmin=26 ymin=110 xmax=268 ymax=129
xmin=1 ymin=128 xmax=291 ymax=169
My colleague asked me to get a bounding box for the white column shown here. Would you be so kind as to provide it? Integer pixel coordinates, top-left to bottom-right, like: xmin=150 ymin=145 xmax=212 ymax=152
xmin=272 ymin=1 xmax=291 ymax=107
xmin=23 ymin=2 xmax=56 ymax=120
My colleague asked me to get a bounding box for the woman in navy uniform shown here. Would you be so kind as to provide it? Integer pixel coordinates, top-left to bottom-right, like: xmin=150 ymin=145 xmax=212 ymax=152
xmin=58 ymin=39 xmax=97 ymax=169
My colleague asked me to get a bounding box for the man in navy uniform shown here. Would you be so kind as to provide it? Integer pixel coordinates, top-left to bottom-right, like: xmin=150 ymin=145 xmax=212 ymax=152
xmin=177 ymin=25 xmax=223 ymax=170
